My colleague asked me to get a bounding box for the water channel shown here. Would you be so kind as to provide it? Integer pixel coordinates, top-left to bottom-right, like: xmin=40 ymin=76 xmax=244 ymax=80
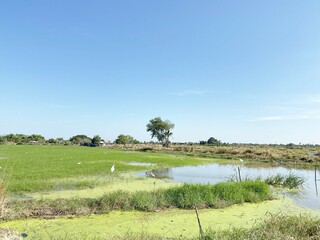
xmin=139 ymin=163 xmax=320 ymax=210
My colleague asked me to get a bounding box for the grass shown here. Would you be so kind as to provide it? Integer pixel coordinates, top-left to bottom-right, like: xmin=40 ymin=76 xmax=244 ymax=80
xmin=0 ymin=145 xmax=215 ymax=193
xmin=265 ymin=172 xmax=305 ymax=189
xmin=228 ymin=172 xmax=306 ymax=189
xmin=3 ymin=181 xmax=271 ymax=220
xmin=202 ymin=214 xmax=320 ymax=240
xmin=0 ymin=145 xmax=315 ymax=193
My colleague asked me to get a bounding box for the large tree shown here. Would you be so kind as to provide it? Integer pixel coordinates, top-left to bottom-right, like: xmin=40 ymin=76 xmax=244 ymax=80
xmin=207 ymin=137 xmax=221 ymax=145
xmin=146 ymin=117 xmax=174 ymax=147
xmin=92 ymin=135 xmax=102 ymax=145
xmin=69 ymin=135 xmax=92 ymax=145
xmin=115 ymin=134 xmax=139 ymax=147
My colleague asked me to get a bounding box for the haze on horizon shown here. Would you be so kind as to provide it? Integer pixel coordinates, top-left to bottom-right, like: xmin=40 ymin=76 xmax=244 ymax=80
xmin=1 ymin=1 xmax=320 ymax=144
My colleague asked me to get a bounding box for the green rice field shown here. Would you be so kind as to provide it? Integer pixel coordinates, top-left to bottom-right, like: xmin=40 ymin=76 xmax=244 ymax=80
xmin=0 ymin=145 xmax=215 ymax=193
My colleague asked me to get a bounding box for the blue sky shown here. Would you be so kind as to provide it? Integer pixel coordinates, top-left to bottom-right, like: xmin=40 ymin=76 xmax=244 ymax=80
xmin=1 ymin=0 xmax=320 ymax=144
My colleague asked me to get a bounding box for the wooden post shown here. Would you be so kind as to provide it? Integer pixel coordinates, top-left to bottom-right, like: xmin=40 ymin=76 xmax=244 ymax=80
xmin=195 ymin=207 xmax=204 ymax=238
xmin=238 ymin=166 xmax=242 ymax=182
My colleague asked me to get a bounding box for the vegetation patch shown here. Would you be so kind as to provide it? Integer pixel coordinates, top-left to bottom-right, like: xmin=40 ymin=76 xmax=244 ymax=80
xmin=202 ymin=214 xmax=320 ymax=240
xmin=228 ymin=172 xmax=305 ymax=189
xmin=3 ymin=181 xmax=271 ymax=220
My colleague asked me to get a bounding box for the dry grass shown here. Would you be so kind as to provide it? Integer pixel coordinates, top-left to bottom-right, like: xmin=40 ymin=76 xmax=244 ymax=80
xmin=112 ymin=144 xmax=320 ymax=165
xmin=0 ymin=228 xmax=20 ymax=240
xmin=0 ymin=177 xmax=8 ymax=219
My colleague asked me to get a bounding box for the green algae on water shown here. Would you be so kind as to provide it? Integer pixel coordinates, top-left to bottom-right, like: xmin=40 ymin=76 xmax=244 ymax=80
xmin=1 ymin=198 xmax=318 ymax=240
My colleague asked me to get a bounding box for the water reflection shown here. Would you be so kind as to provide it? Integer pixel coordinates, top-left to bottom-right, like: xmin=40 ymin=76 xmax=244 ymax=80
xmin=138 ymin=163 xmax=320 ymax=210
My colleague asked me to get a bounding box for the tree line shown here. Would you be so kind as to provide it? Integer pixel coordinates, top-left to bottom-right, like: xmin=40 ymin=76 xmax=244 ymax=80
xmin=2 ymin=117 xmax=312 ymax=147
xmin=0 ymin=117 xmax=174 ymax=146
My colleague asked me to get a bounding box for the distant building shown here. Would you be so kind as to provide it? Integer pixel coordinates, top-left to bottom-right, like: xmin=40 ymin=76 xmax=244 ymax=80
xmin=99 ymin=140 xmax=105 ymax=146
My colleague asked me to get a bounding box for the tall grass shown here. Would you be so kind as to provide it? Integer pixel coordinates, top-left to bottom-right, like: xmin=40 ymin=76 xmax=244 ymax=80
xmin=228 ymin=172 xmax=305 ymax=189
xmin=265 ymin=172 xmax=305 ymax=189
xmin=4 ymin=181 xmax=271 ymax=220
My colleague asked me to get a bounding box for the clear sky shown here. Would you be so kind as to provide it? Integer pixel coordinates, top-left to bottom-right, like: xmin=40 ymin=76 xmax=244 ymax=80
xmin=1 ymin=0 xmax=320 ymax=144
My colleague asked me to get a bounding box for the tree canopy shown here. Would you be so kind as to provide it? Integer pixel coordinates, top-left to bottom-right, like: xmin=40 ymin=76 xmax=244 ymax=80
xmin=69 ymin=135 xmax=92 ymax=145
xmin=207 ymin=137 xmax=222 ymax=145
xmin=115 ymin=134 xmax=139 ymax=146
xmin=92 ymin=135 xmax=102 ymax=145
xmin=146 ymin=117 xmax=174 ymax=147
xmin=0 ymin=134 xmax=45 ymax=144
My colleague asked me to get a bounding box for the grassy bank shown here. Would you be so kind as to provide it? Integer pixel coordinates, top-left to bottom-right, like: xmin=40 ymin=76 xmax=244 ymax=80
xmin=3 ymin=181 xmax=270 ymax=220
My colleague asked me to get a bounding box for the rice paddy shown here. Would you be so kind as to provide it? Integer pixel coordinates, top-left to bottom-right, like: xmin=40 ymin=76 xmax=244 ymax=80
xmin=0 ymin=145 xmax=214 ymax=193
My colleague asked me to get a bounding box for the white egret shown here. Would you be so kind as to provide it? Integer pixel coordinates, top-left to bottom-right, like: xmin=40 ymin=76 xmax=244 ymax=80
xmin=239 ymin=159 xmax=243 ymax=162
xmin=111 ymin=164 xmax=115 ymax=173
xmin=77 ymin=162 xmax=81 ymax=165
xmin=146 ymin=171 xmax=155 ymax=178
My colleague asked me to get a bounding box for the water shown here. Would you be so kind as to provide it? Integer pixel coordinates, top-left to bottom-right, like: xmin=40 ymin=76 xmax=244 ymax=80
xmin=139 ymin=163 xmax=320 ymax=210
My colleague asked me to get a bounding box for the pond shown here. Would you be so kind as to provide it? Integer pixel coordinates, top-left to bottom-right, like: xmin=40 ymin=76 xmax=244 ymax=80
xmin=138 ymin=163 xmax=320 ymax=210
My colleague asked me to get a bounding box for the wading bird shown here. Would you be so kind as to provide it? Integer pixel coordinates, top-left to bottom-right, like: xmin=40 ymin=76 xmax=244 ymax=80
xmin=111 ymin=164 xmax=115 ymax=173
xmin=146 ymin=171 xmax=155 ymax=177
